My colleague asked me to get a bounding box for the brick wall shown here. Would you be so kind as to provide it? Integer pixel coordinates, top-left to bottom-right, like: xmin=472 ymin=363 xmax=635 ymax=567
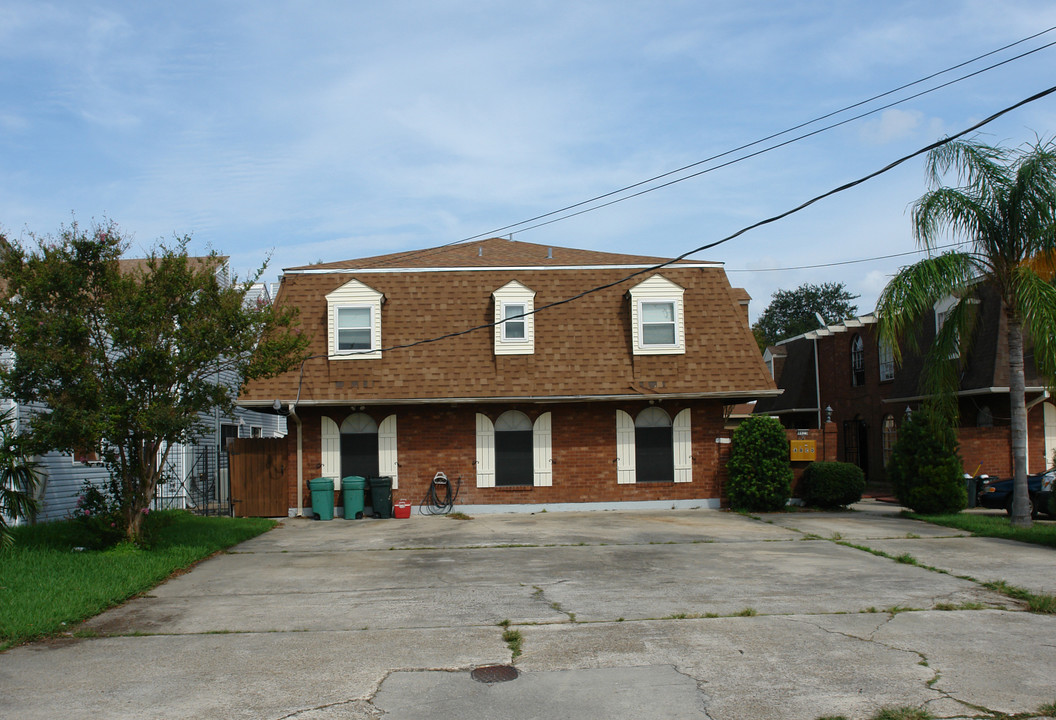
xmin=286 ymin=400 xmax=731 ymax=513
xmin=785 ymin=423 xmax=838 ymax=495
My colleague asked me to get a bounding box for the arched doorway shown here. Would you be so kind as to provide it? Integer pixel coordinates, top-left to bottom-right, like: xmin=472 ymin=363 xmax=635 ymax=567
xmin=341 ymin=413 xmax=379 ymax=479
xmin=635 ymin=407 xmax=674 ymax=483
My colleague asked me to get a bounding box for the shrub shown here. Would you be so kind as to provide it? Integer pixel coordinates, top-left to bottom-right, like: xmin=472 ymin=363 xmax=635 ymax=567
xmin=71 ymin=480 xmax=126 ymax=549
xmin=726 ymin=415 xmax=792 ymax=512
xmin=800 ymin=461 xmax=866 ymax=508
xmin=887 ymin=406 xmax=966 ymax=514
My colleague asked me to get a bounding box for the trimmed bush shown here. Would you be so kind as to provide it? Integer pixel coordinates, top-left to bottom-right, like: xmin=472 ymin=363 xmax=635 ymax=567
xmin=726 ymin=415 xmax=792 ymax=512
xmin=887 ymin=405 xmax=966 ymax=514
xmin=800 ymin=461 xmax=866 ymax=508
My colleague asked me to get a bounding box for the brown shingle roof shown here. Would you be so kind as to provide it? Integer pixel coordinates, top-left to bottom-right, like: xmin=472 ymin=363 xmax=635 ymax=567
xmin=286 ymin=237 xmax=708 ymax=271
xmin=243 ymin=240 xmax=774 ymax=406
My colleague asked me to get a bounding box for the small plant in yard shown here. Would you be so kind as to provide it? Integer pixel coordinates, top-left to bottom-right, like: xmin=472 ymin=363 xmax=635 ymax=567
xmin=887 ymin=405 xmax=966 ymax=515
xmin=799 ymin=461 xmax=866 ymax=508
xmin=71 ymin=480 xmax=127 ymax=549
xmin=726 ymin=415 xmax=792 ymax=512
xmin=0 ymin=409 xmax=42 ymax=549
xmin=447 ymin=511 xmax=473 ymax=520
xmin=501 ymin=628 xmax=523 ymax=658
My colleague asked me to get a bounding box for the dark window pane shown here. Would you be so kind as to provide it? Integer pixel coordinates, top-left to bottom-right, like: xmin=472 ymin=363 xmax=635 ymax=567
xmin=635 ymin=426 xmax=673 ymax=482
xmin=496 ymin=430 xmax=533 ymax=486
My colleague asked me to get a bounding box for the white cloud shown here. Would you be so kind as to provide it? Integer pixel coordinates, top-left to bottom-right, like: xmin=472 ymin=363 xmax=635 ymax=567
xmin=858 ymin=109 xmax=925 ymax=145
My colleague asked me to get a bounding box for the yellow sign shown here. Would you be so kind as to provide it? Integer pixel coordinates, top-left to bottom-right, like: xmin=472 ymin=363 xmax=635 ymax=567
xmin=790 ymin=440 xmax=816 ymax=461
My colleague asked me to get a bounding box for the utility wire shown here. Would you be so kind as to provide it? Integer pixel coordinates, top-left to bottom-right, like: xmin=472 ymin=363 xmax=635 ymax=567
xmin=725 ymin=242 xmax=967 ymax=273
xmin=363 ymin=83 xmax=1056 ymax=355
xmin=337 ymin=26 xmax=1056 ymax=273
xmin=513 ymin=39 xmax=1056 ymax=236
xmin=284 ymin=83 xmax=1056 ymax=400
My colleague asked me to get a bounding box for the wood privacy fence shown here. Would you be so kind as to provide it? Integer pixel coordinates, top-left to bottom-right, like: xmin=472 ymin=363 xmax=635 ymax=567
xmin=229 ymin=437 xmax=287 ymax=517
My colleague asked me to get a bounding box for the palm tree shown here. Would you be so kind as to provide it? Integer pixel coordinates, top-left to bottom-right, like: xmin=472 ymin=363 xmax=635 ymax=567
xmin=0 ymin=409 xmax=41 ymax=548
xmin=877 ymin=137 xmax=1056 ymax=528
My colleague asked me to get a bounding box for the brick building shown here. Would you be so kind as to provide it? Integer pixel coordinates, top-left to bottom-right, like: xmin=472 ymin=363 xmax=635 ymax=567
xmin=238 ymin=238 xmax=779 ymax=515
xmin=755 ymin=283 xmax=1056 ymax=486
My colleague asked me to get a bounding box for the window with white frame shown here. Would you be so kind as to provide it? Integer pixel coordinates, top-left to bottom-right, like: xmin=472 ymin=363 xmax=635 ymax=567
xmin=628 ymin=275 xmax=685 ymax=355
xmin=492 ymin=281 xmax=536 ymax=355
xmin=326 ymin=279 xmax=383 ymax=360
xmin=475 ymin=411 xmax=552 ymax=487
xmin=502 ymin=303 xmax=527 ymax=341
xmin=850 ymin=334 xmax=865 ymax=387
xmin=615 ymin=407 xmax=692 ymax=484
xmin=337 ymin=307 xmax=373 ymax=351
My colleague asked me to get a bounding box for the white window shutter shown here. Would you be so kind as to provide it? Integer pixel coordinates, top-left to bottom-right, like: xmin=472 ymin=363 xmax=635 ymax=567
xmin=533 ymin=412 xmax=552 ymax=487
xmin=475 ymin=413 xmax=495 ymax=488
xmin=320 ymin=415 xmax=340 ymax=483
xmin=616 ymin=409 xmax=636 ymax=484
xmin=673 ymin=408 xmax=692 ymax=483
xmin=379 ymin=414 xmax=398 ymax=489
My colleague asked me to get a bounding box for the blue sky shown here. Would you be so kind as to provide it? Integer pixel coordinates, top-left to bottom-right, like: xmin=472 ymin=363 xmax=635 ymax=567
xmin=2 ymin=1 xmax=1055 ymax=322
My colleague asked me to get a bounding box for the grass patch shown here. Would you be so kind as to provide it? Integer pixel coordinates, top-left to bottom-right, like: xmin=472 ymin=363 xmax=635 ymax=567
xmin=446 ymin=512 xmax=473 ymax=520
xmin=982 ymin=580 xmax=1056 ymax=614
xmin=906 ymin=512 xmax=1056 ymax=548
xmin=501 ymin=628 xmax=523 ymax=658
xmin=0 ymin=511 xmax=275 ymax=650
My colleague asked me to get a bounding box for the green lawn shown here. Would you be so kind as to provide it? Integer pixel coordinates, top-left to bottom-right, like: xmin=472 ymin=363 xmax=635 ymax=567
xmin=906 ymin=511 xmax=1056 ymax=549
xmin=0 ymin=511 xmax=276 ymax=650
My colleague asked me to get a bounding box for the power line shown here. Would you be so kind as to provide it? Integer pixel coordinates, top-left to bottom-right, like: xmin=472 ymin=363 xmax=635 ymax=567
xmin=512 ymin=39 xmax=1056 ymax=236
xmin=361 ymin=84 xmax=1056 ymax=356
xmin=337 ymin=27 xmax=1056 ymax=273
xmin=725 ymin=242 xmax=968 ymax=273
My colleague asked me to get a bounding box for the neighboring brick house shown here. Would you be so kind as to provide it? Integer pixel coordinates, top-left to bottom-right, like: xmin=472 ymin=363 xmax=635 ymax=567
xmin=238 ymin=237 xmax=779 ymax=515
xmin=755 ymin=283 xmax=1056 ymax=485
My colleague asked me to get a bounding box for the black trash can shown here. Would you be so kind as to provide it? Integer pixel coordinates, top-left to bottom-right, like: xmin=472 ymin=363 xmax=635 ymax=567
xmin=369 ymin=476 xmax=393 ymax=519
xmin=966 ymin=475 xmax=980 ymax=508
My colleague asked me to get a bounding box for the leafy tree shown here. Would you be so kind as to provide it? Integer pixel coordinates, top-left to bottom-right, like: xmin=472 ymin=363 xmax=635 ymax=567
xmin=887 ymin=406 xmax=966 ymax=515
xmin=0 ymin=222 xmax=310 ymax=542
xmin=752 ymin=282 xmax=859 ymax=350
xmin=0 ymin=409 xmax=41 ymax=549
xmin=877 ymin=137 xmax=1056 ymax=528
xmin=726 ymin=415 xmax=792 ymax=512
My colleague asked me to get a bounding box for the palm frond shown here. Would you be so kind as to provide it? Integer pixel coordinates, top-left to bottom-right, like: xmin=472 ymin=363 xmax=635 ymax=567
xmin=876 ymin=252 xmax=979 ymax=365
xmin=925 ymin=139 xmax=1011 ymax=196
xmin=1012 ymin=266 xmax=1056 ymax=387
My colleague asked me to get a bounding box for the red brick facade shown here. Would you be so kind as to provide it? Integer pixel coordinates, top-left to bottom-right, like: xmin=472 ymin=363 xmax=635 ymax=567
xmin=288 ymin=400 xmax=732 ymax=513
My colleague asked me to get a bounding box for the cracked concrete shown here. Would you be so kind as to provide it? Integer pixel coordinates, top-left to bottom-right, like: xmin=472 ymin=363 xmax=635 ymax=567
xmin=1 ymin=502 xmax=1054 ymax=719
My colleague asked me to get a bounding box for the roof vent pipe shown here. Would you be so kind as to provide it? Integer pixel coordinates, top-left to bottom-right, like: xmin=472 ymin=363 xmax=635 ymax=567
xmin=478 ymin=246 xmax=483 ymax=257
xmin=547 ymin=247 xmax=553 ymax=259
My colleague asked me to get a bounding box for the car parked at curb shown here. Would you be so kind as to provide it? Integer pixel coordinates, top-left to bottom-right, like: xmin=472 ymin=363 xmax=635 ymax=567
xmin=976 ymin=468 xmax=1055 ymax=519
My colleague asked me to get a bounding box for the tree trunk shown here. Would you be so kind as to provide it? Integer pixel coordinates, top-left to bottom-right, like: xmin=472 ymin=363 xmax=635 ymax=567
xmin=1007 ymin=315 xmax=1032 ymax=528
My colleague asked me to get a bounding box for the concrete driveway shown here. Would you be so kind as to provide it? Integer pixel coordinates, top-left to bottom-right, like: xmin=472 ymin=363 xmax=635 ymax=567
xmin=2 ymin=501 xmax=1054 ymax=720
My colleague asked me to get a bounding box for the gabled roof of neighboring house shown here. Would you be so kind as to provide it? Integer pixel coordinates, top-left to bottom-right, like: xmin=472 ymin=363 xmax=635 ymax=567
xmin=240 ymin=238 xmax=778 ymax=407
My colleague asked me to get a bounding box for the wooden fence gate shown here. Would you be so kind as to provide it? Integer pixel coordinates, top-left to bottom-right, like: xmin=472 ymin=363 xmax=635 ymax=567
xmin=229 ymin=438 xmax=287 ymax=517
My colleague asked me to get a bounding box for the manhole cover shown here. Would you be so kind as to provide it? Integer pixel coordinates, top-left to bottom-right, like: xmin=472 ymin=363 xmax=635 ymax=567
xmin=471 ymin=664 xmax=519 ymax=683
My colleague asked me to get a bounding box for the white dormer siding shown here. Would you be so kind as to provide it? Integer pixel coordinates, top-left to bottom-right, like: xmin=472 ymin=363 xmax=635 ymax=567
xmin=326 ymin=279 xmax=383 ymax=360
xmin=492 ymin=280 xmax=536 ymax=355
xmin=629 ymin=274 xmax=686 ymax=355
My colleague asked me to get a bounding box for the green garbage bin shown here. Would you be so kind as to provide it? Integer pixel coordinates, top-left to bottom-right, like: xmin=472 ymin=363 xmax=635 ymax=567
xmin=369 ymin=476 xmax=393 ymax=519
xmin=341 ymin=476 xmax=367 ymax=519
xmin=308 ymin=477 xmax=335 ymax=520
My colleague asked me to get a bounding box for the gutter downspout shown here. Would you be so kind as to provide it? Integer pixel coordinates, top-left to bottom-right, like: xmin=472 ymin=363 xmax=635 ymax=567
xmin=814 ymin=336 xmax=822 ymax=429
xmin=1024 ymin=391 xmax=1050 ymax=474
xmin=289 ymin=402 xmax=304 ymax=517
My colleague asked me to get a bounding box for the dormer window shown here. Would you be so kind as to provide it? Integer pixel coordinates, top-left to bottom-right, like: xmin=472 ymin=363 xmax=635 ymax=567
xmin=493 ymin=281 xmax=535 ymax=355
xmin=337 ymin=307 xmax=373 ymax=351
xmin=326 ymin=279 xmax=383 ymax=360
xmin=629 ymin=274 xmax=685 ymax=355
